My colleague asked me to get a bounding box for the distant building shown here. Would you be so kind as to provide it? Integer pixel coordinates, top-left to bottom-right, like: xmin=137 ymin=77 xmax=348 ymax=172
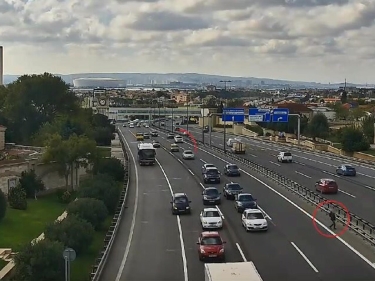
xmin=73 ymin=78 xmax=126 ymax=88
xmin=273 ymin=103 xmax=313 ymax=119
xmin=309 ymin=106 xmax=336 ymax=121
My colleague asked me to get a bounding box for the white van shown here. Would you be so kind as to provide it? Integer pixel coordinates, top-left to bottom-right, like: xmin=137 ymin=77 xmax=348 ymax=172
xmin=277 ymin=152 xmax=292 ymax=163
xmin=227 ymin=137 xmax=242 ymax=147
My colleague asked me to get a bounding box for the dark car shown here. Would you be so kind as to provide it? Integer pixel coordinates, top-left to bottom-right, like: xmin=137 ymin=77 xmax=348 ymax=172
xmin=171 ymin=193 xmax=191 ymax=214
xmin=223 ymin=183 xmax=243 ymax=200
xmin=202 ymin=187 xmax=221 ymax=205
xmin=336 ymin=164 xmax=356 ymax=176
xmin=315 ymin=178 xmax=338 ymax=194
xmin=152 ymin=140 xmax=160 ymax=148
xmin=167 ymin=133 xmax=174 ymax=139
xmin=202 ymin=164 xmax=216 ymax=174
xmin=224 ymin=164 xmax=240 ymax=176
xmin=203 ymin=168 xmax=221 ymax=184
xmin=234 ymin=193 xmax=257 ymax=213
xmin=143 ymin=133 xmax=150 ymax=139
xmin=197 ymin=231 xmax=226 ymax=261
xmin=151 ymin=131 xmax=158 ymax=137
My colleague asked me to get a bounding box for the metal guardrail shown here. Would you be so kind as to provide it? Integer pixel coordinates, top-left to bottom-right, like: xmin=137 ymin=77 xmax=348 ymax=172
xmin=153 ymin=124 xmax=375 ymax=246
xmin=90 ymin=129 xmax=130 ymax=281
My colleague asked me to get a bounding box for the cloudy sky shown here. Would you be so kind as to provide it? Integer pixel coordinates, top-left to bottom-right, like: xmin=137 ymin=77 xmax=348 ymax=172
xmin=1 ymin=0 xmax=374 ymax=83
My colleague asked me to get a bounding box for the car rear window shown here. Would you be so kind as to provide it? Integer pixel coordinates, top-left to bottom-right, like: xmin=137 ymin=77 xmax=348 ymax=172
xmin=284 ymin=153 xmax=292 ymax=156
xmin=229 ymin=165 xmax=238 ymax=169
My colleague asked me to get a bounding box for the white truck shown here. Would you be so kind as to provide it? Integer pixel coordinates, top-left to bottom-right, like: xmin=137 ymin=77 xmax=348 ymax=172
xmin=137 ymin=143 xmax=156 ymax=166
xmin=231 ymin=142 xmax=245 ymax=154
xmin=205 ymin=262 xmax=263 ymax=281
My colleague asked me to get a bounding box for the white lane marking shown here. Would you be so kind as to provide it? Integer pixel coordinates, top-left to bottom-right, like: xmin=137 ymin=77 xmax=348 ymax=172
xmin=200 ymin=159 xmax=206 ymax=163
xmin=294 ymin=161 xmax=305 ymax=166
xmin=295 ymin=171 xmax=311 ymax=179
xmin=156 ymin=159 xmax=189 ymax=281
xmin=269 ymin=161 xmax=281 ymax=166
xmin=249 ymin=153 xmax=257 ymax=157
xmin=177 ymin=159 xmax=183 ymax=164
xmin=188 ymin=169 xmax=194 ymax=176
xmin=322 ymin=170 xmax=340 ymax=178
xmin=218 ymin=144 xmax=223 ymax=146
xmin=169 ymin=135 xmax=375 ymax=270
xmin=200 ymin=183 xmax=205 ymax=188
xmin=115 ymin=131 xmax=140 ymax=281
xmin=236 ymin=243 xmax=247 ymax=262
xmin=365 ymin=185 xmax=375 ymax=191
xmin=215 ymin=205 xmax=225 ymax=219
xmin=358 ymin=172 xmax=375 ymax=179
xmin=257 ymin=206 xmax=272 ymax=220
xmin=339 ymin=189 xmax=356 ymax=198
xmin=291 ymin=242 xmax=319 ymax=273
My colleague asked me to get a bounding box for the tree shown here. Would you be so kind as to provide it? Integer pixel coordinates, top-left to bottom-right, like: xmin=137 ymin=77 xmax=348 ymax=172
xmin=44 ymin=215 xmax=95 ymax=255
xmin=341 ymin=91 xmax=348 ymax=103
xmin=93 ymin=157 xmax=125 ymax=182
xmin=13 ymin=239 xmax=65 ymax=281
xmin=43 ymin=134 xmax=97 ymax=190
xmin=78 ymin=174 xmax=121 ymax=214
xmin=19 ymin=170 xmax=45 ymax=199
xmin=0 ymin=189 xmax=6 ymax=222
xmin=339 ymin=127 xmax=370 ymax=152
xmin=334 ymin=104 xmax=349 ymax=120
xmin=306 ymin=113 xmax=330 ymax=141
xmin=350 ymin=107 xmax=366 ymax=121
xmin=8 ymin=185 xmax=27 ymax=210
xmin=67 ymin=198 xmax=108 ymax=230
xmin=3 ymin=73 xmax=80 ymax=144
xmin=362 ymin=116 xmax=375 ymax=144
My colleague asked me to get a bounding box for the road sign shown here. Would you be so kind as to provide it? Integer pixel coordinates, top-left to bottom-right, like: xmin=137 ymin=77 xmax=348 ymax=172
xmin=249 ymin=108 xmax=271 ymax=122
xmin=222 ymin=108 xmax=245 ymax=122
xmin=63 ymin=248 xmax=76 ymax=262
xmin=272 ymin=108 xmax=289 ymax=122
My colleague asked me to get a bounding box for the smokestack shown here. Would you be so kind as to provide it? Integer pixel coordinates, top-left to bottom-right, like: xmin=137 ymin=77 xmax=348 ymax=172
xmin=0 ymin=46 xmax=3 ymax=85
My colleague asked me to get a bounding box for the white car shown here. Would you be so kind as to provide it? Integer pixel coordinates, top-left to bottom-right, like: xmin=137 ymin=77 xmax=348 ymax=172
xmin=174 ymin=136 xmax=183 ymax=143
xmin=227 ymin=137 xmax=242 ymax=147
xmin=200 ymin=208 xmax=223 ymax=229
xmin=277 ymin=152 xmax=292 ymax=163
xmin=202 ymin=163 xmax=216 ymax=174
xmin=182 ymin=150 xmax=195 ymax=159
xmin=129 ymin=123 xmax=135 ymax=128
xmin=241 ymin=209 xmax=268 ymax=232
xmin=145 ymin=124 xmax=149 ymax=128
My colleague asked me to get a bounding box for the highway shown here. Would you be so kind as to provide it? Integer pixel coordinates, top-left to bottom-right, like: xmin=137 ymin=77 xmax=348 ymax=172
xmin=184 ymin=125 xmax=375 ymax=225
xmin=106 ymin=123 xmax=375 ymax=281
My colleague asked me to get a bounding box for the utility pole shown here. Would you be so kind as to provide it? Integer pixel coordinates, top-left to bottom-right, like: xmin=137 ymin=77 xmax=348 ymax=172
xmin=220 ymin=80 xmax=232 ymax=91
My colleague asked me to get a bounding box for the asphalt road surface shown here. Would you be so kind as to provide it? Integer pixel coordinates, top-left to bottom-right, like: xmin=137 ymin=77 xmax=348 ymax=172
xmin=110 ymin=124 xmax=375 ymax=281
xmin=184 ymin=125 xmax=375 ymax=225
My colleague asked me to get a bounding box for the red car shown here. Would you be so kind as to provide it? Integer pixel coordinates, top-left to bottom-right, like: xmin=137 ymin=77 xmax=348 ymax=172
xmin=196 ymin=231 xmax=226 ymax=261
xmin=315 ymin=178 xmax=338 ymax=194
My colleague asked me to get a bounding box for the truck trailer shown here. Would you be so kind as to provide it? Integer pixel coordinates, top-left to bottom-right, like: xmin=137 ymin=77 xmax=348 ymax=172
xmin=137 ymin=143 xmax=156 ymax=166
xmin=205 ymin=262 xmax=263 ymax=281
xmin=231 ymin=142 xmax=245 ymax=154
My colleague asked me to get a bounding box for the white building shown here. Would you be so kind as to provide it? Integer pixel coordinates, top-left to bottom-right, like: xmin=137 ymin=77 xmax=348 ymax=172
xmin=309 ymin=106 xmax=336 ymax=121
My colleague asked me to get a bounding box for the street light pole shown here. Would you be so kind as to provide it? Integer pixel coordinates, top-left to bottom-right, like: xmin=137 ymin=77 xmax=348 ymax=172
xmin=158 ymin=103 xmax=161 ymax=128
xmin=202 ymin=106 xmax=205 ymax=144
xmin=172 ymin=107 xmax=174 ymax=132
xmin=223 ymin=110 xmax=227 ymax=154
xmin=186 ymin=99 xmax=189 ymax=132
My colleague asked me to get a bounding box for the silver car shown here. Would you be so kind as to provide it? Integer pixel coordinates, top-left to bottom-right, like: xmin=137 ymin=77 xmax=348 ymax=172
xmin=182 ymin=150 xmax=195 ymax=160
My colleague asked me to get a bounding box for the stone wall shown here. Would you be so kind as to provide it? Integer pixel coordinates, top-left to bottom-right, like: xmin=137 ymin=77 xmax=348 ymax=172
xmin=0 ymin=160 xmax=88 ymax=195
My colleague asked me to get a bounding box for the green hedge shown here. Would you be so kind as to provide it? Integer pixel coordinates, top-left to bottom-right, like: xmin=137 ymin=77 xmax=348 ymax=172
xmin=245 ymin=124 xmax=264 ymax=136
xmin=214 ymin=124 xmax=233 ymax=128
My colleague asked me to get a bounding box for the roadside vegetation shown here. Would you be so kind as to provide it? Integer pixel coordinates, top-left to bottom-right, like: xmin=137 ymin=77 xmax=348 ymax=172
xmin=0 ymin=73 xmax=126 ymax=281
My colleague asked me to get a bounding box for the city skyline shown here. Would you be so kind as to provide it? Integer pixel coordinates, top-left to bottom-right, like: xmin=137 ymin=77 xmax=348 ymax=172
xmin=1 ymin=0 xmax=374 ymax=84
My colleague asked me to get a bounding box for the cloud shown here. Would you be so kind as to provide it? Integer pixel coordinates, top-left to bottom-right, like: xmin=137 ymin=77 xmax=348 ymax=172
xmin=0 ymin=0 xmax=374 ymax=83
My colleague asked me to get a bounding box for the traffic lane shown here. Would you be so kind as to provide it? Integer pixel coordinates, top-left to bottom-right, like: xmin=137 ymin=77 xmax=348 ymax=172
xmin=155 ymin=147 xmax=244 ymax=279
xmin=119 ymin=129 xmax=185 ymax=281
xmin=161 ymin=140 xmax=323 ymax=280
xmin=171 ymin=139 xmax=375 ymax=281
xmin=98 ymin=129 xmax=138 ymax=281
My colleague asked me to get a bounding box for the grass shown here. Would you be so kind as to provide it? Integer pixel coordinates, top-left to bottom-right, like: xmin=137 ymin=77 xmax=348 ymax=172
xmin=0 ymin=259 xmax=7 ymax=270
xmin=97 ymin=147 xmax=111 ymax=158
xmin=361 ymin=149 xmax=375 ymax=156
xmin=0 ymin=193 xmax=67 ymax=249
xmin=70 ymin=217 xmax=113 ymax=281
xmin=332 ymin=143 xmax=342 ymax=149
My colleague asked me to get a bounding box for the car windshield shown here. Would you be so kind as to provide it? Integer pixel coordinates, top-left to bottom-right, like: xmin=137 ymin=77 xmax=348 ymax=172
xmin=239 ymin=195 xmax=254 ymax=201
xmin=246 ymin=213 xmax=264 ymax=220
xmin=174 ymin=197 xmax=187 ymax=203
xmin=185 ymin=151 xmax=193 ymax=154
xmin=140 ymin=149 xmax=155 ymax=158
xmin=227 ymin=184 xmax=241 ymax=190
xmin=204 ymin=211 xmax=220 ymax=217
xmin=136 ymin=133 xmax=143 ymax=136
xmin=284 ymin=152 xmax=292 ymax=156
xmin=205 ymin=189 xmax=219 ymax=195
xmin=201 ymin=237 xmax=222 ymax=245
xmin=207 ymin=169 xmax=218 ymax=175
xmin=205 ymin=164 xmax=215 ymax=168
xmin=345 ymin=165 xmax=354 ymax=169
xmin=228 ymin=165 xmax=238 ymax=170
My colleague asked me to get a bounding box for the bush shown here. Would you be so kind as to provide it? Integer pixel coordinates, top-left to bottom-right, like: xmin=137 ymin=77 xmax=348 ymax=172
xmin=93 ymin=157 xmax=125 ymax=182
xmin=245 ymin=125 xmax=264 ymax=136
xmin=56 ymin=189 xmax=75 ymax=204
xmin=44 ymin=215 xmax=95 ymax=255
xmin=214 ymin=124 xmax=233 ymax=128
xmin=67 ymin=198 xmax=108 ymax=230
xmin=8 ymin=185 xmax=27 ymax=210
xmin=265 ymin=132 xmax=271 ymax=137
xmin=340 ymin=127 xmax=370 ymax=152
xmin=0 ymin=189 xmax=7 ymax=222
xmin=78 ymin=174 xmax=121 ymax=214
xmin=12 ymin=239 xmax=65 ymax=281
xmin=19 ymin=169 xmax=45 ymax=198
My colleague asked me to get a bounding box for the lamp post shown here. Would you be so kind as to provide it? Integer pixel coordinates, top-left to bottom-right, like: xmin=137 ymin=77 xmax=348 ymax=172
xmin=158 ymin=103 xmax=161 ymax=128
xmin=223 ymin=109 xmax=227 ymax=153
xmin=202 ymin=105 xmax=205 ymax=144
xmin=186 ymin=102 xmax=189 ymax=132
xmin=171 ymin=107 xmax=174 ymax=132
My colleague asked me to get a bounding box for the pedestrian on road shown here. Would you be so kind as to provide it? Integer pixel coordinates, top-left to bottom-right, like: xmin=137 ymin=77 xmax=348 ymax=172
xmin=329 ymin=211 xmax=336 ymax=230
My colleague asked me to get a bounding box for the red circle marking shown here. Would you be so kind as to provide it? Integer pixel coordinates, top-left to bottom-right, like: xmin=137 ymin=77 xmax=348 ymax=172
xmin=312 ymin=200 xmax=351 ymax=238
xmin=177 ymin=128 xmax=198 ymax=152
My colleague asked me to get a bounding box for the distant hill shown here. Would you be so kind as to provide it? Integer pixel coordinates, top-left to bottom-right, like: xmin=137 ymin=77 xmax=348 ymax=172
xmin=2 ymin=72 xmax=367 ymax=89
